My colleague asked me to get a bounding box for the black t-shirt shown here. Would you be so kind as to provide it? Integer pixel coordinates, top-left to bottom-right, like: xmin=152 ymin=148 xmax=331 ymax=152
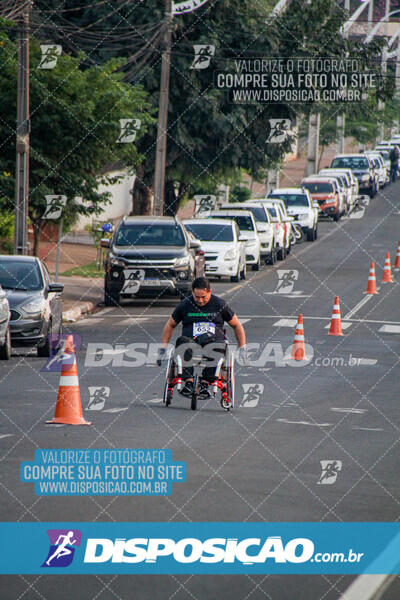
xmin=171 ymin=294 xmax=235 ymax=340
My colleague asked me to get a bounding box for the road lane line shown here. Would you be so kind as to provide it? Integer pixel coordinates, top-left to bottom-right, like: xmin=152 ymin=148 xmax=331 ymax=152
xmin=276 ymin=419 xmax=332 ymax=427
xmin=0 ymin=434 xmax=14 ymax=440
xmin=324 ymin=321 xmax=352 ymax=330
xmin=343 ymin=295 xmax=374 ymax=320
xmin=378 ymin=325 xmax=400 ymax=334
xmin=273 ymin=319 xmax=298 ymax=327
xmin=330 ymin=408 xmax=367 ymax=414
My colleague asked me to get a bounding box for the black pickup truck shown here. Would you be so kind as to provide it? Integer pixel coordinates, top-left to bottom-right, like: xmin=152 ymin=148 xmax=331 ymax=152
xmin=101 ymin=216 xmax=204 ymax=305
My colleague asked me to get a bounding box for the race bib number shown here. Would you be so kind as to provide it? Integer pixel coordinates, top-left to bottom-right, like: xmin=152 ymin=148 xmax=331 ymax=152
xmin=193 ymin=322 xmax=215 ymax=336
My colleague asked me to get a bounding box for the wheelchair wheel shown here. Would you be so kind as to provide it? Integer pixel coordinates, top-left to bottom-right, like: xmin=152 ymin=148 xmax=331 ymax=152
xmin=221 ymin=352 xmax=235 ymax=411
xmin=191 ymin=374 xmax=198 ymax=411
xmin=163 ymin=350 xmax=175 ymax=407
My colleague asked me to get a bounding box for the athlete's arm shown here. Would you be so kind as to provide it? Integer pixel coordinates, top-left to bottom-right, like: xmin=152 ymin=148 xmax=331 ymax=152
xmin=161 ymin=317 xmax=178 ymax=346
xmin=227 ymin=315 xmax=246 ymax=348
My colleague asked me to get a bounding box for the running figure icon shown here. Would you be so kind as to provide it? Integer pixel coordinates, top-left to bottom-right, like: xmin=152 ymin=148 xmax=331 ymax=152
xmin=45 ymin=531 xmax=77 ymax=566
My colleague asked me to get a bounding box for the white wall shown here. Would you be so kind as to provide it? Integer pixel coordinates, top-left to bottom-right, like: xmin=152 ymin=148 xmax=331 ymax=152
xmin=73 ymin=170 xmax=135 ymax=231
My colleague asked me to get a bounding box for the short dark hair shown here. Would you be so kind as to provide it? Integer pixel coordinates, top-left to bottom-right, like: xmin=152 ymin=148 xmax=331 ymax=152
xmin=192 ymin=277 xmax=211 ymax=291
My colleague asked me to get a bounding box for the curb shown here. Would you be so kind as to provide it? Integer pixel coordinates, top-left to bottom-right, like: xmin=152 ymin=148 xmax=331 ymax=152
xmin=62 ymin=301 xmax=96 ymax=323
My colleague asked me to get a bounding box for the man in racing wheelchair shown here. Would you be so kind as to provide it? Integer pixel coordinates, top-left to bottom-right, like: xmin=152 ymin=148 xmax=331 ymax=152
xmin=158 ymin=277 xmax=247 ymax=401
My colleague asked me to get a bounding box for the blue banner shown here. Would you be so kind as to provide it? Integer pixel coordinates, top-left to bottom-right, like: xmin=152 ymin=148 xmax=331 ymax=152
xmin=1 ymin=522 xmax=400 ymax=574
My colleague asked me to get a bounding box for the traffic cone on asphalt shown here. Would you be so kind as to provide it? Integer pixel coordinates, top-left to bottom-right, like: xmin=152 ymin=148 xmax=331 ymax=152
xmin=291 ymin=314 xmax=307 ymax=361
xmin=46 ymin=335 xmax=91 ymax=425
xmin=364 ymin=261 xmax=378 ymax=294
xmin=394 ymin=241 xmax=400 ymax=270
xmin=328 ymin=296 xmax=344 ymax=336
xmin=382 ymin=252 xmax=393 ymax=283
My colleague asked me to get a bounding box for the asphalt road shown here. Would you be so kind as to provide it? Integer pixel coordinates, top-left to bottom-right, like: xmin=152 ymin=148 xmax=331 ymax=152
xmin=1 ymin=183 xmax=400 ymax=599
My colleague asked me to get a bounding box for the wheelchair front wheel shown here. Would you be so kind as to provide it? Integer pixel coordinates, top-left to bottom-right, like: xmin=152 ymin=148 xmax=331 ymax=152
xmin=191 ymin=374 xmax=198 ymax=411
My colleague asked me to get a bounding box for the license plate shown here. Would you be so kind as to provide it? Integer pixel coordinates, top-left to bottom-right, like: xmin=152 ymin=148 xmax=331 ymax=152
xmin=141 ymin=279 xmax=162 ymax=286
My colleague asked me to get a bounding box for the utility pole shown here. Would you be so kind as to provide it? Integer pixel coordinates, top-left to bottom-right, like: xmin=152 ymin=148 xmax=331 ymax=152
xmin=153 ymin=0 xmax=172 ymax=216
xmin=14 ymin=2 xmax=30 ymax=255
xmin=305 ymin=113 xmax=320 ymax=176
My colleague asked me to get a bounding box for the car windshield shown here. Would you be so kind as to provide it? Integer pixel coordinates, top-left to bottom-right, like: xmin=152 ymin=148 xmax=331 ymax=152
xmin=331 ymin=157 xmax=369 ymax=170
xmin=271 ymin=194 xmax=309 ymax=207
xmin=240 ymin=206 xmax=267 ymax=222
xmin=215 ymin=215 xmax=254 ymax=231
xmin=379 ymin=151 xmax=389 ymax=159
xmin=302 ymin=182 xmax=334 ymax=193
xmin=115 ymin=224 xmax=185 ymax=247
xmin=0 ymin=260 xmax=43 ymax=291
xmin=184 ymin=223 xmax=233 ymax=242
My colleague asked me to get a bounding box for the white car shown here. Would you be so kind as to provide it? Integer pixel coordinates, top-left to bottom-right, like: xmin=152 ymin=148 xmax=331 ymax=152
xmin=208 ymin=209 xmax=262 ymax=270
xmin=262 ymin=197 xmax=294 ymax=252
xmin=220 ymin=202 xmax=276 ymax=264
xmin=320 ymin=167 xmax=359 ymax=206
xmin=255 ymin=200 xmax=288 ymax=259
xmin=364 ymin=152 xmax=388 ymax=188
xmin=183 ymin=218 xmax=246 ymax=282
xmin=267 ymin=188 xmax=318 ymax=241
xmin=0 ymin=284 xmax=11 ymax=359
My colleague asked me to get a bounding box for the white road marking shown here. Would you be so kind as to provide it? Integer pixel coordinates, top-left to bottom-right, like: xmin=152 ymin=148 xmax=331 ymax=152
xmin=273 ymin=319 xmax=298 ymax=327
xmin=102 ymin=407 xmax=128 ymax=413
xmin=117 ymin=317 xmax=150 ymax=325
xmin=0 ymin=434 xmax=14 ymax=439
xmin=343 ymin=295 xmax=374 ymax=320
xmin=357 ymin=358 xmax=378 ymax=366
xmin=45 ymin=424 xmax=65 ymax=427
xmin=147 ymin=398 xmax=164 ymax=404
xmin=72 ymin=318 xmax=104 ymax=326
xmin=379 ymin=324 xmax=400 ymax=334
xmin=239 ymin=318 xmax=251 ymax=324
xmin=276 ymin=419 xmax=332 ymax=427
xmin=324 ymin=321 xmax=352 ymax=330
xmin=331 ymin=407 xmax=367 ymax=414
xmin=352 ymin=427 xmax=384 ymax=431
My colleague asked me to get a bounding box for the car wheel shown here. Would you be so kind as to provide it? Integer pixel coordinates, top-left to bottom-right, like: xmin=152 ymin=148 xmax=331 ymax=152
xmin=314 ymin=225 xmax=318 ymax=240
xmin=266 ymin=248 xmax=276 ymax=265
xmin=251 ymin=257 xmax=260 ymax=271
xmin=333 ymin=212 xmax=340 ymax=222
xmin=0 ymin=326 xmax=11 ymax=360
xmin=37 ymin=322 xmax=52 ymax=358
xmin=104 ymin=287 xmax=120 ymax=306
xmin=240 ymin=262 xmax=247 ymax=280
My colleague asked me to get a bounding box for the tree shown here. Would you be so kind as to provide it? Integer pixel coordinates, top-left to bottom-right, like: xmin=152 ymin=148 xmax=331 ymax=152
xmin=0 ymin=26 xmax=154 ymax=254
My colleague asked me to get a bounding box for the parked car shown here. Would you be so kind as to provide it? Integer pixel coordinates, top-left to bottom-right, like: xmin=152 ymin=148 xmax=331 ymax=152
xmin=321 ymin=167 xmax=359 ymax=206
xmin=364 ymin=152 xmax=387 ymax=189
xmin=331 ymin=154 xmax=378 ymax=197
xmin=183 ymin=218 xmax=246 ymax=281
xmin=267 ymin=187 xmax=318 ymax=241
xmin=0 ymin=255 xmax=64 ymax=357
xmin=255 ymin=200 xmax=288 ymax=259
xmin=373 ymin=148 xmax=391 ymax=178
xmin=301 ymin=177 xmax=342 ymax=221
xmin=263 ymin=197 xmax=294 ymax=253
xmin=219 ymin=202 xmax=276 ymax=264
xmin=208 ymin=209 xmax=262 ymax=270
xmin=317 ymin=170 xmax=353 ymax=212
xmin=0 ymin=284 xmax=11 ymax=360
xmin=101 ymin=216 xmax=202 ymax=304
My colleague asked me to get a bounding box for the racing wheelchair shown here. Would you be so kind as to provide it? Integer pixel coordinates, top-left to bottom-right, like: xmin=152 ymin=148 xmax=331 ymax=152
xmin=162 ymin=338 xmax=235 ymax=411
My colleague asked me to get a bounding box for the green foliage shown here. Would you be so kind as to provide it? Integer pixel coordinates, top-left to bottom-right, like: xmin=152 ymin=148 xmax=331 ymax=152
xmin=0 ymin=31 xmax=154 ymax=245
xmin=229 ymin=185 xmax=252 ymax=203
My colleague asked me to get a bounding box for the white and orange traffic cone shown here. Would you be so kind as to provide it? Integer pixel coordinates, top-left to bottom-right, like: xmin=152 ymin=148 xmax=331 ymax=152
xmin=46 ymin=335 xmax=91 ymax=425
xmin=328 ymin=296 xmax=344 ymax=336
xmin=364 ymin=261 xmax=378 ymax=294
xmin=394 ymin=241 xmax=400 ymax=270
xmin=382 ymin=252 xmax=393 ymax=283
xmin=290 ymin=314 xmax=307 ymax=361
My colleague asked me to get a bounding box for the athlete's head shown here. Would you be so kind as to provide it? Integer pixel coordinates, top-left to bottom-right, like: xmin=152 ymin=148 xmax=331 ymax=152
xmin=192 ymin=277 xmax=211 ymax=306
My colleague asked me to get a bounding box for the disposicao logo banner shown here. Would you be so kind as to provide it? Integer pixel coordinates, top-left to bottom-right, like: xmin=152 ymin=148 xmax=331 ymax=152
xmin=1 ymin=523 xmax=400 ymax=574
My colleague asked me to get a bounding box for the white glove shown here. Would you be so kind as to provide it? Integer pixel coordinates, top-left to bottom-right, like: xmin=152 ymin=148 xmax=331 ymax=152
xmin=237 ymin=345 xmax=248 ymax=366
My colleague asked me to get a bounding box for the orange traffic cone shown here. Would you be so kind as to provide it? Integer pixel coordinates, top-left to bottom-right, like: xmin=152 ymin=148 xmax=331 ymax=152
xmin=291 ymin=314 xmax=307 ymax=360
xmin=382 ymin=252 xmax=393 ymax=283
xmin=328 ymin=296 xmax=344 ymax=336
xmin=364 ymin=261 xmax=378 ymax=294
xmin=46 ymin=335 xmax=91 ymax=425
xmin=394 ymin=241 xmax=400 ymax=270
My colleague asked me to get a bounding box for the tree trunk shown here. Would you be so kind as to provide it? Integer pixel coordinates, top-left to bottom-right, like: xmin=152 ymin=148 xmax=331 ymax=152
xmin=130 ymin=165 xmax=152 ymax=215
xmin=32 ymin=220 xmax=41 ymax=257
xmin=317 ymin=144 xmax=325 ymax=173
